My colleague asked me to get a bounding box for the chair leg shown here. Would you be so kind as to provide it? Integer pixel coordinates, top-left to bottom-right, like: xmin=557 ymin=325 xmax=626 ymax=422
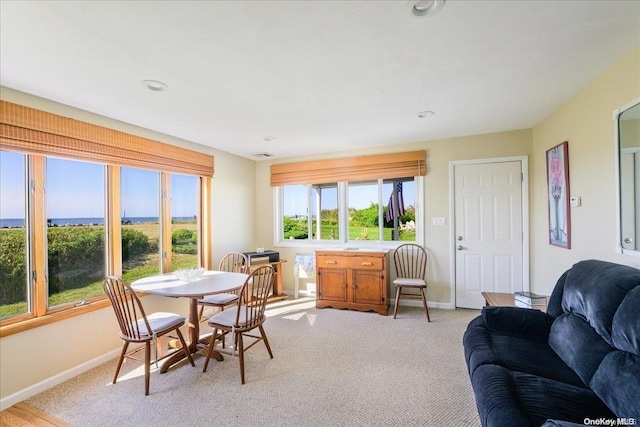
xmin=237 ymin=332 xmax=245 ymax=384
xmin=144 ymin=342 xmax=151 ymax=396
xmin=393 ymin=286 xmax=402 ymax=319
xmin=113 ymin=341 xmax=129 ymax=384
xmin=259 ymin=325 xmax=274 ymax=358
xmin=202 ymin=328 xmax=219 ymax=373
xmin=420 ymin=288 xmax=431 ymax=322
xmin=175 ymin=328 xmax=195 ymax=366
xmin=219 ymin=306 xmax=227 ymax=348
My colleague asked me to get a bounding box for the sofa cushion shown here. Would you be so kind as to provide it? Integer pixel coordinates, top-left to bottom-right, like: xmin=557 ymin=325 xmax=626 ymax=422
xmin=560 ymin=260 xmax=640 ymax=347
xmin=590 ymin=350 xmax=640 ymax=418
xmin=589 ymin=282 xmax=640 ymax=417
xmin=470 ymin=364 xmax=614 ymax=427
xmin=549 ymin=259 xmax=640 ymax=417
xmin=548 ymin=313 xmax=614 ymax=386
xmin=611 ymin=285 xmax=640 ymax=355
xmin=464 ymin=315 xmax=585 ymax=388
xmin=482 ymin=306 xmax=554 ymax=342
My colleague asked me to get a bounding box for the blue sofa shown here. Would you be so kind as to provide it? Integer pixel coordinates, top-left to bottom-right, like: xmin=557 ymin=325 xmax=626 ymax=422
xmin=463 ymin=259 xmax=640 ymax=427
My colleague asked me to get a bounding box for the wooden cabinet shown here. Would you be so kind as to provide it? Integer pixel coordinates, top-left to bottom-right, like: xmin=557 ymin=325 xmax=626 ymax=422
xmin=315 ymin=249 xmax=389 ymax=315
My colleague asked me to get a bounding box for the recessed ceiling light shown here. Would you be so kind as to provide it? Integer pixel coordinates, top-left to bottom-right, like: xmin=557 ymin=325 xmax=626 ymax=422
xmin=417 ymin=110 xmax=435 ymax=118
xmin=409 ymin=0 xmax=445 ymax=17
xmin=141 ymin=80 xmax=168 ymax=92
xmin=253 ymin=152 xmax=274 ymax=158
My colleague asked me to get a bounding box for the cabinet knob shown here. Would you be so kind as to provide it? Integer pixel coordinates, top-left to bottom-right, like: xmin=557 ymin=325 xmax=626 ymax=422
xmin=326 ymin=260 xmax=337 ymax=264
xmin=361 ymin=262 xmax=373 ymax=266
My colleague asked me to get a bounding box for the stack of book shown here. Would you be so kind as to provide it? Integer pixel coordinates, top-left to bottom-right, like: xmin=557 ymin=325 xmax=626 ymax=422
xmin=514 ymin=291 xmax=547 ymax=310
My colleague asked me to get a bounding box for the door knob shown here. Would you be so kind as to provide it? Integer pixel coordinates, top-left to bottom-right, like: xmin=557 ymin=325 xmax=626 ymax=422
xmin=624 ymin=237 xmax=634 ymax=244
xmin=457 ymin=245 xmax=464 ymax=251
xmin=457 ymin=236 xmax=463 ymax=241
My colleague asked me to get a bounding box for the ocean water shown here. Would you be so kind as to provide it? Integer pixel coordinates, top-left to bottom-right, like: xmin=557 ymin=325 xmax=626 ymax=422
xmin=0 ymin=216 xmax=195 ymax=228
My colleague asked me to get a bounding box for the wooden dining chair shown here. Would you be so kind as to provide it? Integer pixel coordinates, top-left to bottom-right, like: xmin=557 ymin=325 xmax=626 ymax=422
xmin=392 ymin=243 xmax=431 ymax=321
xmin=103 ymin=276 xmax=195 ymax=395
xmin=202 ymin=264 xmax=275 ymax=384
xmin=198 ymin=252 xmax=249 ymax=320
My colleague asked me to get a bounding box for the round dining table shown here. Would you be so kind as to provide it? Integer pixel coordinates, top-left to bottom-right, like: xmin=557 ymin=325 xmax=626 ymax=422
xmin=131 ymin=270 xmax=248 ymax=373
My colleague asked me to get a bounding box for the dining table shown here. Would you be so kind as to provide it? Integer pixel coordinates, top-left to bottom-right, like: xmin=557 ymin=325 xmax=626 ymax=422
xmin=131 ymin=270 xmax=248 ymax=373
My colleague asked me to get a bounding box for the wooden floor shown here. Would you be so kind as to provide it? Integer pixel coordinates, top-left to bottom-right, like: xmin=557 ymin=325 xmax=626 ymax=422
xmin=0 ymin=402 xmax=72 ymax=427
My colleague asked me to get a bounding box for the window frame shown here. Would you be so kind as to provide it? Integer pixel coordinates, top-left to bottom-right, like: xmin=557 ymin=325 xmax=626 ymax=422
xmin=1 ymin=153 xmax=211 ymax=336
xmin=0 ymin=101 xmax=214 ymax=337
xmin=274 ymin=176 xmax=424 ymax=249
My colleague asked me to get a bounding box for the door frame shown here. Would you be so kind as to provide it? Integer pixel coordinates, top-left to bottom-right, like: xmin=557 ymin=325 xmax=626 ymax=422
xmin=449 ymin=156 xmax=530 ymax=308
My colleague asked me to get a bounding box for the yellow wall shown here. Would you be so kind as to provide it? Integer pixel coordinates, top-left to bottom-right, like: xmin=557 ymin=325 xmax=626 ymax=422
xmin=255 ymin=129 xmax=533 ymax=306
xmin=0 ymin=88 xmax=256 ymax=406
xmin=531 ymin=45 xmax=640 ymax=293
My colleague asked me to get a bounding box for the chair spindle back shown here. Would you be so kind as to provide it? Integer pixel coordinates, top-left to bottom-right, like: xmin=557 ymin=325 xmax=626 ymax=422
xmin=234 ymin=265 xmax=274 ymax=330
xmin=219 ymin=252 xmax=250 ymax=274
xmin=103 ymin=276 xmax=151 ymax=341
xmin=394 ymin=243 xmax=428 ymax=280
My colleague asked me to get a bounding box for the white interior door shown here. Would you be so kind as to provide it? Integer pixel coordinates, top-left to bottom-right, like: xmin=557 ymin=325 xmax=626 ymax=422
xmin=454 ymin=161 xmax=523 ymax=309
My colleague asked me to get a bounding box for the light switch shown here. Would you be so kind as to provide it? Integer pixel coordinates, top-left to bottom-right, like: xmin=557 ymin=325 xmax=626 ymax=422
xmin=570 ymin=196 xmax=581 ymax=207
xmin=432 ymin=217 xmax=446 ymax=226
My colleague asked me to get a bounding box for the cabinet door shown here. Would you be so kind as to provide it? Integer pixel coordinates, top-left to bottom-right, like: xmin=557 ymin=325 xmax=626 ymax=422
xmin=351 ymin=270 xmax=384 ymax=305
xmin=317 ymin=268 xmax=348 ymax=302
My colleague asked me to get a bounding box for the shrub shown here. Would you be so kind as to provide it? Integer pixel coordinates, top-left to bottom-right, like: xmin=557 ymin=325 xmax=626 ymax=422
xmin=122 ymin=228 xmax=152 ymax=261
xmin=172 ymin=228 xmax=197 ymax=254
xmin=0 ymin=229 xmax=27 ymax=304
xmin=0 ymin=226 xmax=171 ymax=306
xmin=283 ymin=217 xmax=308 ymax=239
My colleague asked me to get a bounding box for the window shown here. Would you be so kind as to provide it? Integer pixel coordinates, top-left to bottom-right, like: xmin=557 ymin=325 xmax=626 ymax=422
xmin=0 ymin=151 xmax=28 ymax=321
xmin=0 ymin=155 xmax=208 ymax=329
xmin=46 ymin=158 xmax=106 ymax=310
xmin=277 ymin=176 xmax=421 ymax=245
xmin=282 ymin=183 xmax=339 ymax=241
xmin=381 ymin=179 xmax=416 ymax=242
xmin=271 ymin=150 xmax=426 ymax=246
xmin=170 ymin=174 xmax=199 ymax=270
xmin=0 ymin=100 xmax=214 ymax=334
xmin=348 ymin=180 xmax=379 ymax=240
xmin=121 ymin=167 xmax=161 ymax=282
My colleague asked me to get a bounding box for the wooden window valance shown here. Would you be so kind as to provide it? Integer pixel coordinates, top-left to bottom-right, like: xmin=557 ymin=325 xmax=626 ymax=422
xmin=270 ymin=150 xmax=426 ymax=186
xmin=0 ymin=101 xmax=214 ymax=176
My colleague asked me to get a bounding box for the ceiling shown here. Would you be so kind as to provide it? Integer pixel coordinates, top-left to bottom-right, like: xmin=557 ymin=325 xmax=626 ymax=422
xmin=1 ymin=1 xmax=639 ymax=161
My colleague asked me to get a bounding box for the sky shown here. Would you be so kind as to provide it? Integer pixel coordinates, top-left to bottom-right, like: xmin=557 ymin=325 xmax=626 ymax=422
xmin=0 ymin=151 xmax=197 ymax=219
xmin=2 ymin=150 xmax=411 ymax=219
xmin=283 ymin=180 xmax=415 ymax=216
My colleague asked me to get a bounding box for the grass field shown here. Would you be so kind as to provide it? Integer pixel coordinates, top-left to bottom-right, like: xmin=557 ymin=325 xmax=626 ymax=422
xmin=318 ymin=224 xmax=415 ymax=241
xmin=0 ymin=222 xmax=198 ymax=320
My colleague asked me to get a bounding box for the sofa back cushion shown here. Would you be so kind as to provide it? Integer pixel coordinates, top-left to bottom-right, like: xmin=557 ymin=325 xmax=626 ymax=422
xmin=548 ymin=259 xmax=640 ymax=417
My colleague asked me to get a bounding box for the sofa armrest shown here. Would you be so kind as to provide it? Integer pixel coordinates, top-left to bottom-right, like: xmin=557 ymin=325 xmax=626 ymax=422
xmin=482 ymin=306 xmax=554 ymax=342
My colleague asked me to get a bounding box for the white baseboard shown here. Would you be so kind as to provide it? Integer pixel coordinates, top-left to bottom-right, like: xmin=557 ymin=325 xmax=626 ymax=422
xmin=283 ymin=290 xmax=455 ymax=310
xmin=391 ymin=298 xmax=454 ymax=310
xmin=0 ymin=348 xmax=121 ymax=411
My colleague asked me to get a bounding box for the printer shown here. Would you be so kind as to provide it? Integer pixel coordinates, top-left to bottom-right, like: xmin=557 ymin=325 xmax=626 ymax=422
xmin=242 ymin=250 xmax=280 ymax=264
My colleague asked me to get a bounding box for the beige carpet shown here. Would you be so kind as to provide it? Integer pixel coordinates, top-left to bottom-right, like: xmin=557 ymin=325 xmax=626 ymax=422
xmin=26 ymin=298 xmax=482 ymax=427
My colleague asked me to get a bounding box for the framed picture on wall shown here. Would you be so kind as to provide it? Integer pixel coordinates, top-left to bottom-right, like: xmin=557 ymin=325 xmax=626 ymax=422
xmin=546 ymin=141 xmax=571 ymax=249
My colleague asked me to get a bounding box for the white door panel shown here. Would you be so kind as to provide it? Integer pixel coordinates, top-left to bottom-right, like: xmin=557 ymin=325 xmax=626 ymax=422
xmin=455 ymin=161 xmax=523 ymax=309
